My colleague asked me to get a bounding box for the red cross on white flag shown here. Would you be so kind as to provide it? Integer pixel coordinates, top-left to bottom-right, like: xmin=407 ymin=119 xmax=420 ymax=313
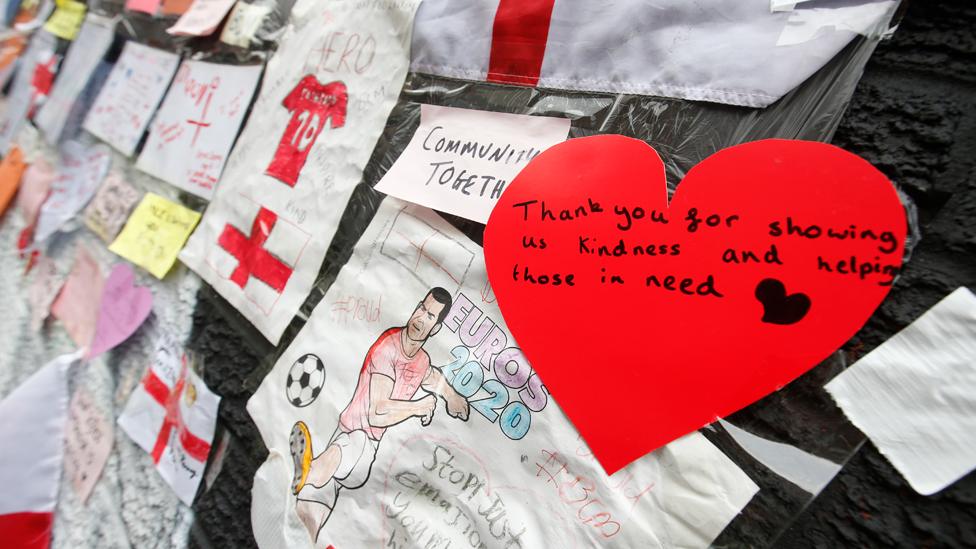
xmin=118 ymin=339 xmax=220 ymax=506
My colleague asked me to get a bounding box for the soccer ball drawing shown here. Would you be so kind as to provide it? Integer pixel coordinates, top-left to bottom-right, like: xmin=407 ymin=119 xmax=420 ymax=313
xmin=285 ymin=354 xmax=326 ymax=407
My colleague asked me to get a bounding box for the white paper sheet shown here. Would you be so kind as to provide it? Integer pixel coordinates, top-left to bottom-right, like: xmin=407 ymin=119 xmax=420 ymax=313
xmin=0 ymin=30 xmax=57 ymax=154
xmin=375 ymin=105 xmax=570 ymax=223
xmin=136 ymin=60 xmax=262 ymax=199
xmin=827 ymin=287 xmax=976 ymax=495
xmin=33 ymin=141 xmax=111 ymax=243
xmin=82 ymin=41 xmax=180 ymax=156
xmin=34 ymin=14 xmax=115 ymax=144
xmin=117 ymin=333 xmax=221 ymax=506
xmin=179 ymin=0 xmax=422 ymax=344
xmin=166 ymin=0 xmax=236 ymax=37
xmin=247 ymin=199 xmax=758 ymax=548
xmin=219 ymin=1 xmax=271 ymax=48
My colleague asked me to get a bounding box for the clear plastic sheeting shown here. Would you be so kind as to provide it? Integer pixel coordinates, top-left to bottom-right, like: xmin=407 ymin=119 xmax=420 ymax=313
xmin=265 ymin=23 xmax=916 ymax=549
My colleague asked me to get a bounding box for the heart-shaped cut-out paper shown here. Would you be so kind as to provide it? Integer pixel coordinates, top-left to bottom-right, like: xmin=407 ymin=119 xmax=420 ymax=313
xmin=484 ymin=136 xmax=906 ymax=474
xmin=87 ymin=263 xmax=153 ymax=359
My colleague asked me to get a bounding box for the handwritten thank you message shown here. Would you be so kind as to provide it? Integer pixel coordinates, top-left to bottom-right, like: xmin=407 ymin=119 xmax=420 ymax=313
xmin=484 ymin=136 xmax=907 ymax=474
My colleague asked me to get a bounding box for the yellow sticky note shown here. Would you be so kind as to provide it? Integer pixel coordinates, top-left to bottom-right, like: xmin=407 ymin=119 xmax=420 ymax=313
xmin=109 ymin=193 xmax=201 ymax=279
xmin=43 ymin=0 xmax=87 ymax=40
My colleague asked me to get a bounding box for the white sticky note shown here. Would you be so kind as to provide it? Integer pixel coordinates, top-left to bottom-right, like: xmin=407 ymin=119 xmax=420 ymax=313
xmin=136 ymin=60 xmax=262 ymax=199
xmin=376 ymin=105 xmax=570 ymax=224
xmin=827 ymin=287 xmax=976 ymax=495
xmin=83 ymin=42 xmax=180 ymax=157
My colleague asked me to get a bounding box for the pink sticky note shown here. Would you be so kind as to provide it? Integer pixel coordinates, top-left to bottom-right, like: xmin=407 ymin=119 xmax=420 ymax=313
xmin=63 ymin=388 xmax=113 ymax=503
xmin=28 ymin=255 xmax=65 ymax=331
xmin=88 ymin=263 xmax=153 ymax=359
xmin=51 ymin=246 xmax=104 ymax=349
xmin=125 ymin=0 xmax=161 ymax=15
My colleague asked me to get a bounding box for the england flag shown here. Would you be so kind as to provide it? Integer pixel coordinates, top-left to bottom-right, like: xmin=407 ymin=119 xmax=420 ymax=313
xmin=411 ymin=0 xmax=898 ymax=107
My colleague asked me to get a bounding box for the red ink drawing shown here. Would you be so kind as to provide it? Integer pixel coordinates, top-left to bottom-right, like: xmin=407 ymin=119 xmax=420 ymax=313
xmin=142 ymin=358 xmax=211 ymax=464
xmin=265 ymin=75 xmax=347 ymax=186
xmin=218 ymin=206 xmax=294 ymax=293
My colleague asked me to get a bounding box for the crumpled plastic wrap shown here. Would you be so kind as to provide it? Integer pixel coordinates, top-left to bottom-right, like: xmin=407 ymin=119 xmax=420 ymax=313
xmin=266 ymin=29 xmax=919 ymax=549
xmin=1 ymin=0 xmax=919 ymax=546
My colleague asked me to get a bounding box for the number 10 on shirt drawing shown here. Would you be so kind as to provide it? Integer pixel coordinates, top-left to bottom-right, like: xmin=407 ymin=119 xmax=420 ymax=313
xmin=265 ymin=75 xmax=348 ymax=187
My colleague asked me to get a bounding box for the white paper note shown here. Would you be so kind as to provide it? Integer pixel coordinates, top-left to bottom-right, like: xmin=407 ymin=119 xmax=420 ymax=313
xmin=0 ymin=31 xmax=57 ymax=154
xmin=827 ymin=287 xmax=976 ymax=495
xmin=83 ymin=41 xmax=180 ymax=156
xmin=136 ymin=60 xmax=262 ymax=199
xmin=33 ymin=141 xmax=111 ymax=243
xmin=166 ymin=0 xmax=236 ymax=37
xmin=117 ymin=337 xmax=221 ymax=506
xmin=179 ymin=0 xmax=422 ymax=344
xmin=34 ymin=15 xmax=116 ymax=144
xmin=376 ymin=105 xmax=570 ymax=223
xmin=247 ymin=199 xmax=758 ymax=549
xmin=219 ymin=1 xmax=271 ymax=48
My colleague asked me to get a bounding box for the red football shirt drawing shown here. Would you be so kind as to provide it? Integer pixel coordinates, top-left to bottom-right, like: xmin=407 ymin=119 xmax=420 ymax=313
xmin=265 ymin=75 xmax=348 ymax=186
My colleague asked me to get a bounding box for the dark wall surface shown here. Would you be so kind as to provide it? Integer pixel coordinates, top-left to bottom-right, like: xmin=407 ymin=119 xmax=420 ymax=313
xmin=778 ymin=1 xmax=976 ymax=547
xmin=187 ymin=1 xmax=976 ymax=547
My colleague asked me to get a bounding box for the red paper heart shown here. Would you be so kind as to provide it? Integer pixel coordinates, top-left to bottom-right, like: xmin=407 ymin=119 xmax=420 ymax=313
xmin=484 ymin=136 xmax=906 ymax=474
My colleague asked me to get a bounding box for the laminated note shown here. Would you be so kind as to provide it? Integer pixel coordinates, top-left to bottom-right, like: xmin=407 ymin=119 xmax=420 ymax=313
xmin=246 ymin=200 xmax=759 ymax=548
xmin=83 ymin=42 xmax=180 ymax=157
xmin=136 ymin=60 xmax=262 ymax=199
xmin=35 ymin=15 xmax=116 ymax=144
xmin=178 ymin=0 xmax=423 ymax=344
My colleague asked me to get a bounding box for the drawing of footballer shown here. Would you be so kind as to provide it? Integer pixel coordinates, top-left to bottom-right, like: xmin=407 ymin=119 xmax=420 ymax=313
xmin=289 ymin=287 xmax=470 ymax=542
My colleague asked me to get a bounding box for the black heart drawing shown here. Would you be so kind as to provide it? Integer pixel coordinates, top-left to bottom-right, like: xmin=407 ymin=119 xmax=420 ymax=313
xmin=755 ymin=278 xmax=811 ymax=325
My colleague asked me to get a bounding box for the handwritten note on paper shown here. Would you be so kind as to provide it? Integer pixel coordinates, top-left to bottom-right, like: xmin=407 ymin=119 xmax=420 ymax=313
xmin=51 ymin=245 xmax=104 ymax=349
xmin=124 ymin=0 xmax=160 ymax=15
xmin=84 ymin=173 xmax=142 ymax=242
xmin=483 ymin=137 xmax=907 ymax=472
xmin=0 ymin=30 xmax=57 ymax=154
xmin=83 ymin=42 xmax=180 ymax=157
xmin=376 ymin=105 xmax=570 ymax=223
xmin=0 ymin=146 xmax=27 ymax=214
xmin=28 ymin=254 xmax=64 ymax=330
xmin=33 ymin=141 xmax=111 ymax=244
xmin=166 ymin=0 xmax=236 ymax=37
xmin=219 ymin=1 xmax=270 ymax=48
xmin=63 ymin=388 xmax=113 ymax=503
xmin=136 ymin=60 xmax=262 ymax=200
xmin=117 ymin=347 xmax=220 ymax=506
xmin=42 ymin=0 xmax=86 ymax=40
xmin=35 ymin=15 xmax=116 ymax=144
xmin=109 ymin=193 xmax=201 ymax=278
